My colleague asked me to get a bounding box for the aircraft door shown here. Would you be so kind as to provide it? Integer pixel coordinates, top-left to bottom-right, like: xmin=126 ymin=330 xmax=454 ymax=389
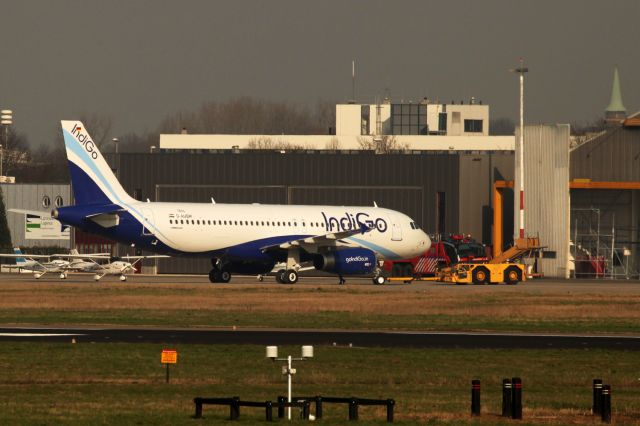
xmin=390 ymin=215 xmax=403 ymax=241
xmin=141 ymin=208 xmax=155 ymax=236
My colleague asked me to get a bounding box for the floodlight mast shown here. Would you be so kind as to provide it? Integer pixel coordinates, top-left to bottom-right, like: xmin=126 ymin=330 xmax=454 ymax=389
xmin=511 ymin=59 xmax=528 ymax=239
xmin=266 ymin=345 xmax=314 ymax=420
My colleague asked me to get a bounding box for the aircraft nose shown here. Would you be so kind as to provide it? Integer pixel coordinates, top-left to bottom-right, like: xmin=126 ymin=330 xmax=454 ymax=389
xmin=418 ymin=231 xmax=431 ymax=250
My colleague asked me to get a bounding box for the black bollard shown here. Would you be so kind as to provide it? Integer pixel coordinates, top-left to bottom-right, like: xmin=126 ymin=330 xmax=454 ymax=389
xmin=593 ymin=379 xmax=603 ymax=415
xmin=194 ymin=397 xmax=203 ymax=419
xmin=386 ymin=399 xmax=395 ymax=423
xmin=471 ymin=379 xmax=481 ymax=416
xmin=502 ymin=379 xmax=512 ymax=417
xmin=302 ymin=401 xmax=310 ymax=420
xmin=230 ymin=396 xmax=240 ymax=420
xmin=601 ymin=385 xmax=611 ymax=424
xmin=315 ymin=396 xmax=323 ymax=419
xmin=265 ymin=401 xmax=273 ymax=422
xmin=511 ymin=377 xmax=522 ymax=420
xmin=277 ymin=396 xmax=285 ymax=418
xmin=349 ymin=397 xmax=359 ymax=421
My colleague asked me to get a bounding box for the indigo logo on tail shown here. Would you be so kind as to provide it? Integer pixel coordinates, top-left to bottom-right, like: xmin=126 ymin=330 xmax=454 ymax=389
xmin=70 ymin=123 xmax=98 ymax=159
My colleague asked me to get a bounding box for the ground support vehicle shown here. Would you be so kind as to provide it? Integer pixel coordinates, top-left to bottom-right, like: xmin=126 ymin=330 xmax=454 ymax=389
xmin=385 ymin=237 xmax=542 ymax=285
xmin=431 ymin=237 xmax=541 ymax=285
xmin=434 ymin=262 xmax=526 ymax=285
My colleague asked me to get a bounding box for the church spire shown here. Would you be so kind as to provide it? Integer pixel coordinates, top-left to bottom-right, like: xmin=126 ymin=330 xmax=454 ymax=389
xmin=605 ymin=67 xmax=626 ymax=123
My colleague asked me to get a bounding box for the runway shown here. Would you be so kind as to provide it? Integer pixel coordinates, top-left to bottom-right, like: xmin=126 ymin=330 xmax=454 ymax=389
xmin=1 ymin=327 xmax=639 ymax=350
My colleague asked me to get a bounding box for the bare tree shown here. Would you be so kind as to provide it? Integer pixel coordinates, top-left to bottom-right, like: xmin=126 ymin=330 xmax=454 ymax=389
xmin=247 ymin=137 xmax=305 ymax=151
xmin=325 ymin=137 xmax=341 ymax=150
xmin=357 ymin=135 xmax=408 ymax=154
xmin=77 ymin=112 xmax=113 ymax=149
xmin=158 ymin=97 xmax=335 ymax=136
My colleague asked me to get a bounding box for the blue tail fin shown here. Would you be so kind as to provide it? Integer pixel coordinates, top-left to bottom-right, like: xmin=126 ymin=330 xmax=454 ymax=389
xmin=13 ymin=248 xmax=26 ymax=265
xmin=61 ymin=121 xmax=134 ymax=206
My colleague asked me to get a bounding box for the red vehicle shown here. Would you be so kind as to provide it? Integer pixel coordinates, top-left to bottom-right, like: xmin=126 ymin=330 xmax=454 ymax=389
xmin=383 ymin=234 xmax=489 ymax=278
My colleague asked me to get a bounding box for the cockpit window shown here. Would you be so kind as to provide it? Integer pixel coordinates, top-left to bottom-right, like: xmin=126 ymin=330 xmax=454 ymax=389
xmin=409 ymin=221 xmax=420 ymax=229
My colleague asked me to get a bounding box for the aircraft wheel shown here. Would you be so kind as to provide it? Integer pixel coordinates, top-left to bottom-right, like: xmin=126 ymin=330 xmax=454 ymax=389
xmin=283 ymin=269 xmax=298 ymax=284
xmin=275 ymin=269 xmax=285 ymax=284
xmin=59 ymin=273 xmax=67 ymax=279
xmin=373 ymin=275 xmax=386 ymax=285
xmin=257 ymin=275 xmax=264 ymax=282
xmin=34 ymin=273 xmax=42 ymax=279
xmin=94 ymin=274 xmax=101 ymax=282
xmin=119 ymin=275 xmax=127 ymax=282
xmin=220 ymin=270 xmax=231 ymax=283
xmin=208 ymin=269 xmax=221 ymax=283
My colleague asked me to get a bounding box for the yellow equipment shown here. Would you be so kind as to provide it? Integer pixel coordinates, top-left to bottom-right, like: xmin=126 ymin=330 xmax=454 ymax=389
xmin=433 ymin=238 xmax=542 ymax=285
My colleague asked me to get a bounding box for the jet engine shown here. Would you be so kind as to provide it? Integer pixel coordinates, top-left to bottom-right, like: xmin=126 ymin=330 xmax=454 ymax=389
xmin=313 ymin=248 xmax=376 ymax=275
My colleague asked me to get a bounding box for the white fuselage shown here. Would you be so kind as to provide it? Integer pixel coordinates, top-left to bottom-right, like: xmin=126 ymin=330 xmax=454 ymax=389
xmin=135 ymin=202 xmax=429 ymax=260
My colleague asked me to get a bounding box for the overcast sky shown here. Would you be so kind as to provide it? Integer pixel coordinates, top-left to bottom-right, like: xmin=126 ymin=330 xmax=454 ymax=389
xmin=1 ymin=0 xmax=638 ymax=146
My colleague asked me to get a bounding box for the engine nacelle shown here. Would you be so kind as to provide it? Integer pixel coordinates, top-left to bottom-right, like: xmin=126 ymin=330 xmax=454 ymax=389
xmin=313 ymin=248 xmax=376 ymax=275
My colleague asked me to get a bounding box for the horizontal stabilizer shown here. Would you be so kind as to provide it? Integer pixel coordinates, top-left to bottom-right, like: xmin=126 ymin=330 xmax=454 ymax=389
xmin=89 ymin=213 xmax=120 ymax=228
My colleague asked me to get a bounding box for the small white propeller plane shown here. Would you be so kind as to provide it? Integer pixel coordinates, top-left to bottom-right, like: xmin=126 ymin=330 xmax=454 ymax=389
xmin=61 ymin=253 xmax=169 ymax=281
xmin=0 ymin=248 xmax=71 ymax=279
xmin=0 ymin=248 xmax=167 ymax=281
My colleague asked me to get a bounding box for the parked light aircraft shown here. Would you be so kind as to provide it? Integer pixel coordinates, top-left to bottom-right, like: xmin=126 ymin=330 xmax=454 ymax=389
xmin=45 ymin=120 xmax=430 ymax=284
xmin=62 ymin=253 xmax=169 ymax=281
xmin=0 ymin=248 xmax=76 ymax=279
xmin=0 ymin=247 xmax=68 ymax=278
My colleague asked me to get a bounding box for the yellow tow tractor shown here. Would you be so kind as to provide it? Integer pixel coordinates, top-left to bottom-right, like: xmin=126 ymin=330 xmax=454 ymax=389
xmin=431 ymin=237 xmax=542 ymax=285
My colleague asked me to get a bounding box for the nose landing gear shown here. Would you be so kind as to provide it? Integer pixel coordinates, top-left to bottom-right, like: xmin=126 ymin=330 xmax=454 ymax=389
xmin=208 ymin=258 xmax=231 ymax=283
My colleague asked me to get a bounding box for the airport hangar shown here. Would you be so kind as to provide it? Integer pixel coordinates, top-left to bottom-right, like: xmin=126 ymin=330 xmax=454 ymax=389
xmin=2 ymin=80 xmax=639 ymax=279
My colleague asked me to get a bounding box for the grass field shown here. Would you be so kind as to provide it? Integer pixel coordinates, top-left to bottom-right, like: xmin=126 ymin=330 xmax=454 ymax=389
xmin=0 ymin=280 xmax=639 ymax=334
xmin=1 ymin=279 xmax=639 ymax=424
xmin=0 ymin=343 xmax=638 ymax=425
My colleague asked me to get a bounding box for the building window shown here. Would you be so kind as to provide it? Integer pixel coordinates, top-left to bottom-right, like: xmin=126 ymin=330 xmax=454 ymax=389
xmin=390 ymin=104 xmax=427 ymax=135
xmin=464 ymin=119 xmax=483 ymax=133
xmin=438 ymin=113 xmax=447 ymax=133
xmin=42 ymin=195 xmax=51 ymax=208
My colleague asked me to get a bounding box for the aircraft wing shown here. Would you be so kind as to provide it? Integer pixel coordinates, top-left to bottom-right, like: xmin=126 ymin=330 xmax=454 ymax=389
xmin=8 ymin=209 xmax=52 ymax=218
xmin=0 ymin=253 xmax=52 ymax=259
xmin=53 ymin=254 xmax=111 ymax=260
xmin=119 ymin=255 xmax=171 ymax=260
xmin=260 ymin=224 xmax=374 ymax=252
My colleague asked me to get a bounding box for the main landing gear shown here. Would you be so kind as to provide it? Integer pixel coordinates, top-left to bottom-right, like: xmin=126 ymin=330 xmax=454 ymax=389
xmin=209 ymin=258 xmax=231 ymax=283
xmin=275 ymin=268 xmax=298 ymax=284
xmin=275 ymin=247 xmax=301 ymax=284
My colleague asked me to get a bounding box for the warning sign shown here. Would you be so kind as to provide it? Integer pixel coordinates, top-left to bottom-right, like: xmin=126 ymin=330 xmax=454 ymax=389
xmin=161 ymin=349 xmax=177 ymax=364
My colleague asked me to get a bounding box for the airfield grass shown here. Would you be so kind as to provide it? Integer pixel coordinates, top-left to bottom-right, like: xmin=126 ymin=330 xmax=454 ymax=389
xmin=0 ymin=343 xmax=639 ymax=425
xmin=0 ymin=281 xmax=639 ymax=334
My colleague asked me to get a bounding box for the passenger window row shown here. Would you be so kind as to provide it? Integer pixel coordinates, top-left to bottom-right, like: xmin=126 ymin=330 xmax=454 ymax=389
xmin=169 ymin=218 xmax=324 ymax=228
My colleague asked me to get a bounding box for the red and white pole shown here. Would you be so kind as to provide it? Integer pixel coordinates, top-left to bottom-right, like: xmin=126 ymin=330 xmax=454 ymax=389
xmin=515 ymin=59 xmax=528 ymax=239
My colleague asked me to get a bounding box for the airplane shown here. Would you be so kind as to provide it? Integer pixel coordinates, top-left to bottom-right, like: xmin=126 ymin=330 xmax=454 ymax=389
xmin=61 ymin=253 xmax=169 ymax=282
xmin=0 ymin=248 xmax=71 ymax=279
xmin=42 ymin=120 xmax=430 ymax=285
